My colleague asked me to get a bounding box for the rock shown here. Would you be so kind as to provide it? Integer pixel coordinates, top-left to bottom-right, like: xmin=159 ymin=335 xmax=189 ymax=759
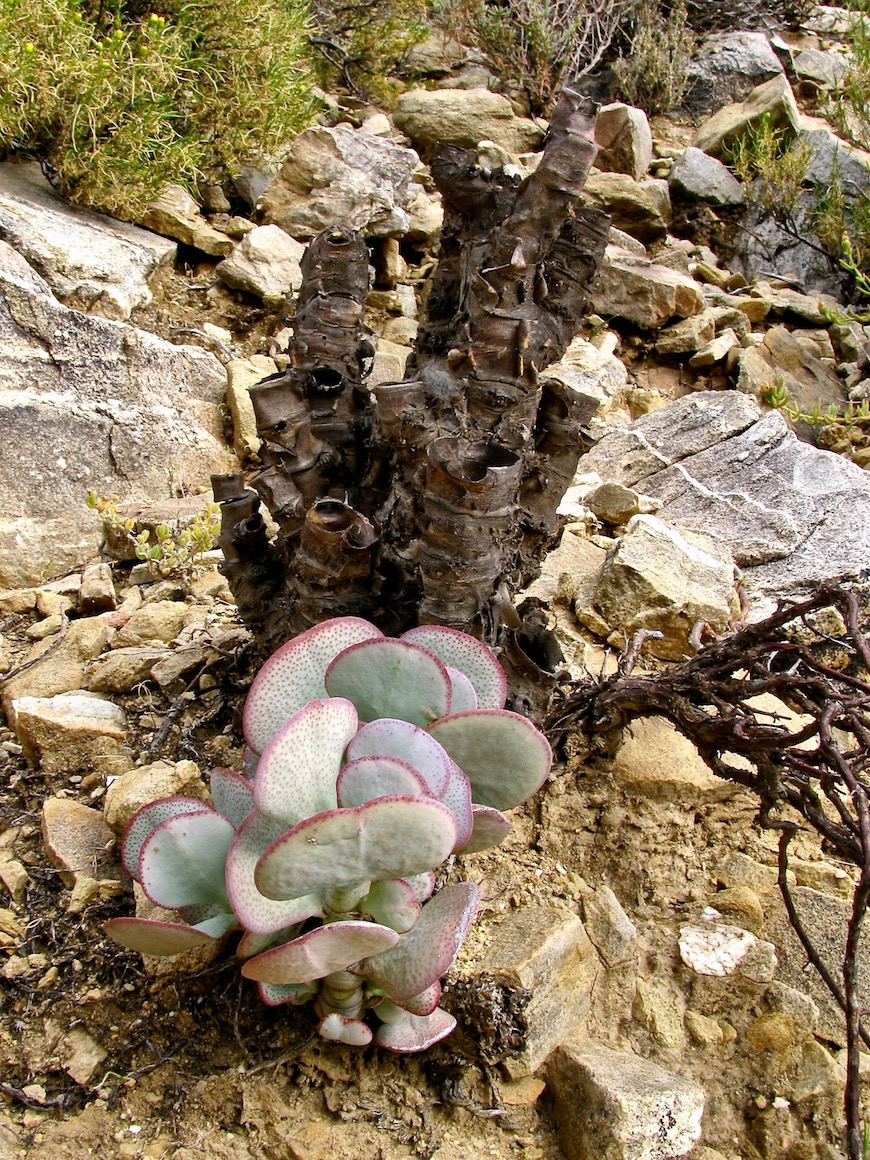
xmin=403 ymin=32 xmax=469 ymax=76
xmin=711 ymin=885 xmax=765 ymax=934
xmin=545 ymin=1040 xmax=704 ymax=1160
xmin=580 ymin=391 xmax=870 ymax=608
xmin=582 ymin=885 xmax=637 ymax=966
xmin=689 ymin=327 xmax=741 ymax=366
xmin=789 ymin=857 xmax=853 ymax=898
xmin=766 ymin=981 xmax=820 ymax=1033
xmin=44 ymin=1020 xmax=108 ymax=1086
xmin=594 ymin=104 xmax=653 ymax=181
xmin=370 ymin=339 xmax=411 ymax=387
xmin=668 ymin=147 xmax=745 ymax=206
xmin=717 ymin=850 xmax=781 ymax=897
xmin=633 ymin=978 xmax=685 ymax=1047
xmin=380 ymin=317 xmax=418 ymax=346
xmin=609 ymin=716 xmax=735 ymax=805
xmin=585 ymin=483 xmax=660 ymax=526
xmin=259 ymin=127 xmax=419 ymax=240
xmin=685 ymin=31 xmax=784 ymax=116
xmin=1 ymin=616 xmax=115 ymax=725
xmin=215 ymin=225 xmax=305 ymax=306
xmin=0 ymin=241 xmax=227 ymax=588
xmin=392 ymin=88 xmax=544 ymax=155
xmin=226 ymin=356 xmax=279 ymax=459
xmin=142 ymin=185 xmax=233 ymax=257
xmin=0 ymin=161 xmax=175 ymax=321
xmin=78 ymin=562 xmax=116 ymax=615
xmin=588 ymin=514 xmax=739 ymax=659
xmin=685 ymin=1009 xmax=731 ymax=1045
xmin=13 ymin=692 xmax=130 ymax=775
xmin=542 ymin=333 xmax=629 ymax=423
xmin=736 ymin=325 xmax=846 ymax=412
xmin=103 ymin=759 xmax=208 ymax=832
xmin=765 ymin=885 xmax=870 ymax=1047
xmin=679 ymin=921 xmax=778 ymax=983
xmin=656 ymin=311 xmax=717 ymax=354
xmin=112 ymin=601 xmax=194 ymax=648
xmin=793 ymin=46 xmax=848 ymax=88
xmin=789 ymin=1040 xmax=845 ymax=1102
xmin=693 ymin=74 xmax=801 ymax=158
xmin=476 ymin=906 xmax=599 ymax=1078
xmin=232 ymin=163 xmax=274 ymax=211
xmin=404 ymin=182 xmax=444 ymax=241
xmin=583 ymin=173 xmax=668 ymax=243
xmin=595 ymin=246 xmax=704 ymax=328
xmin=83 ymin=646 xmax=169 ymax=694
xmin=41 ymin=797 xmax=118 ymax=888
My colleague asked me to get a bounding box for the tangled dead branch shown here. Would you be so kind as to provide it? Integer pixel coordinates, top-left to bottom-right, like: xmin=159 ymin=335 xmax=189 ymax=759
xmin=548 ymin=575 xmax=870 ymax=1158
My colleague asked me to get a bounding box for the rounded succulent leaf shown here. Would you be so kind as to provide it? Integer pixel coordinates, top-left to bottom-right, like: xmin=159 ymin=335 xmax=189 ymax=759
xmin=139 ymin=809 xmax=234 ymax=910
xmin=325 ymin=638 xmax=451 ymax=727
xmin=241 ymin=920 xmax=400 ymax=984
xmin=103 ymin=917 xmax=220 ymax=956
xmin=445 ymin=666 xmax=478 ymax=713
xmin=383 ymin=981 xmax=441 ymax=1018
xmin=439 ymin=762 xmax=473 ymax=851
xmin=360 ymin=881 xmax=480 ymax=1001
xmin=336 ymin=756 xmax=430 ymax=809
xmin=427 ymin=710 xmax=552 ymax=811
xmin=403 ymin=871 xmax=436 ymax=903
xmin=374 ymin=1006 xmax=457 ymax=1052
xmin=226 ymin=810 xmax=324 ymax=935
xmin=210 ymin=767 xmax=254 ymax=830
xmin=317 ymin=1013 xmax=373 ymax=1046
xmin=457 ymin=805 xmax=511 ymax=853
xmin=257 ymin=980 xmax=317 ymax=1007
xmin=121 ymin=796 xmax=207 ymax=881
xmin=254 ymin=698 xmax=358 ymax=826
xmin=360 ymin=878 xmax=421 ymax=933
xmin=401 ymin=625 xmax=507 ymax=709
xmin=345 ymin=718 xmax=452 ymax=797
xmin=255 ymin=797 xmax=458 ymax=900
xmin=243 ymin=617 xmax=382 ymax=754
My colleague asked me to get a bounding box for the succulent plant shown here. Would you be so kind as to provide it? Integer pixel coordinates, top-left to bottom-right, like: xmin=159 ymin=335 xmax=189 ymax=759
xmin=105 ymin=616 xmax=552 ymax=1052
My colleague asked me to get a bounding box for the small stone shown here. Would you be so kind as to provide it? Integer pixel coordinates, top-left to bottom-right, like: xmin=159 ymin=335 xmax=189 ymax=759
xmin=789 ymin=857 xmax=854 ymax=898
xmin=477 ymin=906 xmax=599 ymax=1078
xmin=13 ymin=693 xmax=130 ymax=775
xmin=112 ymin=601 xmax=191 ymax=648
xmin=611 ymin=717 xmax=733 ymax=805
xmin=585 ymin=483 xmax=659 ymax=527
xmin=679 ymin=921 xmax=777 ymax=983
xmin=789 ymin=1039 xmax=845 ymax=1102
xmin=583 ymin=885 xmax=637 ymax=966
xmin=710 ymin=885 xmax=765 ymax=934
xmin=689 ymin=328 xmax=741 ymax=367
xmin=103 ymin=760 xmax=208 ymax=832
xmin=716 ymin=851 xmax=781 ymax=897
xmin=633 ymin=978 xmax=685 ymax=1047
xmin=216 ymin=225 xmax=306 ymax=307
xmin=546 ymin=1040 xmax=704 ymax=1160
xmin=41 ymin=797 xmax=117 ymax=887
xmin=497 ymin=1076 xmax=546 ymax=1106
xmin=685 ymin=1010 xmax=727 ymax=1045
xmin=142 ymin=185 xmax=233 ymax=257
xmin=746 ymin=1012 xmax=798 ymax=1053
xmin=78 ymin=562 xmax=116 ymax=614
xmin=766 ymin=981 xmax=820 ymax=1033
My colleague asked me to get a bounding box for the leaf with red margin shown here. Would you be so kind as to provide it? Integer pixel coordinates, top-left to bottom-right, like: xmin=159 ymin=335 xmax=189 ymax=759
xmin=325 ymin=638 xmax=451 ymax=727
xmin=401 ymin=625 xmax=507 ymax=709
xmin=120 ymin=797 xmax=207 ymax=881
xmin=243 ymin=616 xmax=382 ymax=754
xmin=138 ymin=809 xmax=234 ymax=910
xmin=317 ymin=1014 xmax=373 ymax=1046
xmin=374 ymin=1007 xmax=457 ymax=1052
xmin=226 ymin=810 xmax=324 ymax=935
xmin=345 ymin=719 xmax=452 ymax=797
xmin=210 ymin=767 xmax=254 ymax=830
xmin=241 ymin=920 xmax=399 ymax=984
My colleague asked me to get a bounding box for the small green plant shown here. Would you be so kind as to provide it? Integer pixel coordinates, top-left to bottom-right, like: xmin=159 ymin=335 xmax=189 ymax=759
xmin=726 ymin=112 xmax=811 ymax=215
xmin=86 ymin=491 xmax=220 ymax=579
xmin=0 ymin=0 xmax=317 ymax=219
xmin=612 ymin=0 xmax=695 ymax=116
xmin=310 ymin=0 xmax=429 ymax=103
xmin=105 ymin=616 xmax=552 ymax=1051
xmin=440 ymin=0 xmax=638 ymax=117
xmin=761 ymin=382 xmax=870 ymax=461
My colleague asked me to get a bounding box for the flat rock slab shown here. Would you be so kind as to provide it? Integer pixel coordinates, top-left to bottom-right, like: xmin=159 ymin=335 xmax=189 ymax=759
xmin=580 ymin=391 xmax=870 ymax=610
xmin=0 ymin=240 xmax=227 ymax=587
xmin=0 ymin=162 xmax=176 ymax=321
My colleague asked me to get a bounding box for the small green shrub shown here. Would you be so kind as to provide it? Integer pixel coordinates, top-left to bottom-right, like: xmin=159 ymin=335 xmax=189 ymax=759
xmin=440 ymin=0 xmax=638 ymax=117
xmin=726 ymin=111 xmax=810 ymax=215
xmin=0 ymin=0 xmax=317 ymax=219
xmin=612 ymin=0 xmax=695 ymax=116
xmin=310 ymin=0 xmax=429 ymax=103
xmin=86 ymin=491 xmax=221 ymax=579
xmin=762 ymin=382 xmax=870 ymax=463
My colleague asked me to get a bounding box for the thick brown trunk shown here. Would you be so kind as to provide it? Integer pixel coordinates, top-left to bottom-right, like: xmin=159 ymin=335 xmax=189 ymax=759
xmin=214 ymin=86 xmax=609 ymax=660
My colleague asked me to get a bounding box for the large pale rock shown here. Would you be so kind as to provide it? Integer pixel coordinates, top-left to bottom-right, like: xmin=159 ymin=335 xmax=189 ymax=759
xmin=583 ymin=173 xmax=668 ymax=243
xmin=477 ymin=907 xmax=599 ymax=1078
xmin=216 ymin=225 xmax=305 ymax=306
xmin=0 ymin=241 xmax=227 ymax=588
xmin=259 ymin=127 xmax=419 ymax=240
xmin=542 ymin=333 xmax=629 ymax=422
xmin=546 ymin=1040 xmax=704 ymax=1160
xmin=225 ymin=356 xmax=278 ymax=459
xmin=693 ymin=74 xmax=800 ymax=158
xmin=736 ymin=324 xmax=846 ymax=412
xmin=83 ymin=646 xmax=169 ymax=693
xmin=686 ymin=31 xmax=784 ymax=116
xmin=0 ymin=162 xmax=175 ymax=321
xmin=609 ymin=717 xmax=735 ymax=806
xmin=580 ymin=391 xmax=870 ymax=608
xmin=13 ymin=692 xmax=130 ymax=775
xmin=41 ymin=797 xmax=118 ymax=888
xmin=594 ymin=246 xmax=704 ymax=328
xmin=1 ymin=616 xmax=115 ymax=724
xmin=594 ymin=104 xmax=653 ymax=181
xmin=393 ymin=88 xmax=544 ymax=155
xmin=142 ymin=185 xmax=233 ymax=257
xmin=668 ymin=147 xmax=744 ymax=206
xmin=793 ymin=46 xmax=848 ymax=88
xmin=588 ymin=515 xmax=738 ymax=657
xmin=582 ymin=886 xmax=637 ymax=967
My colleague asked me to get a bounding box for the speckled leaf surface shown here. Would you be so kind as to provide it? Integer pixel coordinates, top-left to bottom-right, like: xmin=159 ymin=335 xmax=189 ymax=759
xmin=255 ymin=796 xmax=457 ymax=900
xmin=345 ymin=719 xmax=452 ymax=797
xmin=103 ymin=917 xmax=224 ymax=956
xmin=241 ymin=920 xmax=399 ymax=984
xmin=317 ymin=1013 xmax=373 ymax=1046
xmin=457 ymin=805 xmax=511 ymax=853
xmin=121 ymin=797 xmax=208 ymax=881
xmin=360 ymin=878 xmax=420 ymax=933
xmin=226 ymin=810 xmax=324 ymax=935
xmin=257 ymin=980 xmax=317 ymax=1007
xmin=243 ymin=616 xmax=382 ymax=754
xmin=139 ymin=809 xmax=234 ymax=910
xmin=210 ymin=767 xmax=255 ymax=830
xmin=336 ymin=756 xmax=429 ymax=808
xmin=439 ymin=762 xmax=473 ymax=851
xmin=325 ymin=638 xmax=451 ymax=727
xmin=401 ymin=625 xmax=507 ymax=709
xmin=374 ymin=1006 xmax=457 ymax=1052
